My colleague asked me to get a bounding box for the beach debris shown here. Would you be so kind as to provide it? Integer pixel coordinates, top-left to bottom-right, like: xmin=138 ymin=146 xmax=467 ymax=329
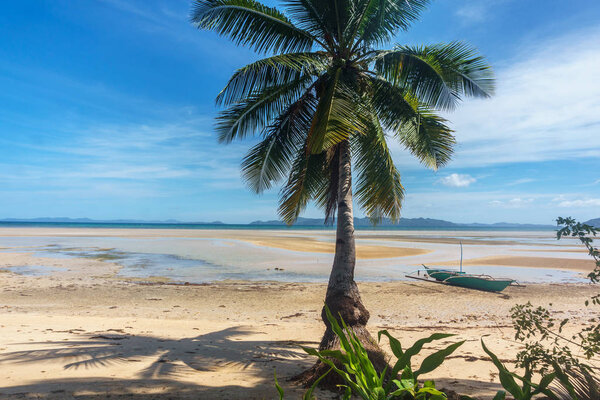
xmin=91 ymin=335 xmax=127 ymax=340
xmin=281 ymin=312 xmax=303 ymax=319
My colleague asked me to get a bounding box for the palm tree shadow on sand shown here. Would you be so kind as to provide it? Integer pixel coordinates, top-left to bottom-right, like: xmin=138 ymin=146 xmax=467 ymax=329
xmin=0 ymin=326 xmax=321 ymax=399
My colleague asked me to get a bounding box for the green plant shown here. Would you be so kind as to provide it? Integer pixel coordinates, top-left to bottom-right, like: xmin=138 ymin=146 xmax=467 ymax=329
xmin=275 ymin=368 xmax=332 ymax=400
xmin=552 ymin=365 xmax=600 ymax=400
xmin=494 ymin=217 xmax=600 ymax=400
xmin=480 ymin=339 xmax=559 ymax=400
xmin=296 ymin=306 xmax=463 ymax=399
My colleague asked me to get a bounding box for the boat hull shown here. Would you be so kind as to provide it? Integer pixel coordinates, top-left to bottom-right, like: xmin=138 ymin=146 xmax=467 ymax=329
xmin=425 ymin=268 xmax=465 ymax=282
xmin=443 ymin=276 xmax=513 ymax=292
xmin=423 ymin=266 xmax=513 ymax=292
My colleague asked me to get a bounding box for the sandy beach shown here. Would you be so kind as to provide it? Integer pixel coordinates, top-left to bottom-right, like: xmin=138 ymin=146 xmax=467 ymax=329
xmin=0 ymin=227 xmax=597 ymax=399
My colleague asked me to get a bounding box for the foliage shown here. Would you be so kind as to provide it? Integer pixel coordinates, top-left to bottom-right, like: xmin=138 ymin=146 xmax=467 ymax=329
xmin=191 ymin=0 xmax=495 ymax=225
xmin=294 ymin=306 xmax=462 ymax=399
xmin=509 ymin=218 xmax=600 ymax=371
xmin=481 ymin=217 xmax=600 ymax=399
xmin=275 ymin=368 xmax=332 ymax=400
xmin=478 ymin=339 xmax=559 ymax=400
xmin=552 ymin=365 xmax=600 ymax=400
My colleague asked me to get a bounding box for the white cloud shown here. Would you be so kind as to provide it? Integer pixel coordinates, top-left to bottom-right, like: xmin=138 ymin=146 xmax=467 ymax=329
xmin=438 ymin=173 xmax=476 ymax=187
xmin=557 ymin=198 xmax=600 ymax=208
xmin=490 ymin=197 xmax=535 ymax=208
xmin=444 ymin=26 xmax=600 ymax=167
xmin=507 ymin=178 xmax=535 ymax=186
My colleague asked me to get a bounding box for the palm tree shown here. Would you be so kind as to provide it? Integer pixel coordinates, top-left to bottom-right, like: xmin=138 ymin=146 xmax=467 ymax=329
xmin=191 ymin=0 xmax=494 ymax=381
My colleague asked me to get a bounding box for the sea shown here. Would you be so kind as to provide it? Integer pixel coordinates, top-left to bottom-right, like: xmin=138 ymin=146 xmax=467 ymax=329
xmin=0 ymin=221 xmax=589 ymax=285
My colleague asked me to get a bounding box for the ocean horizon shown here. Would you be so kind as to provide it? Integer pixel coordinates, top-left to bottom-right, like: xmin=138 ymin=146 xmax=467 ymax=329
xmin=0 ymin=221 xmax=557 ymax=231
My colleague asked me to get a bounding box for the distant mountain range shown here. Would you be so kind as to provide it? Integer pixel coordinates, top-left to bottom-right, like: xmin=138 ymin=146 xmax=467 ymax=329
xmin=249 ymin=217 xmax=555 ymax=229
xmin=0 ymin=216 xmax=584 ymax=229
xmin=586 ymin=218 xmax=600 ymax=227
xmin=0 ymin=217 xmax=225 ymax=225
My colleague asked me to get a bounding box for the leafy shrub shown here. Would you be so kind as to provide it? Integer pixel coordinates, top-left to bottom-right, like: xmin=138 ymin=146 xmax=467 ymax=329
xmin=552 ymin=365 xmax=600 ymax=400
xmin=471 ymin=217 xmax=600 ymax=400
xmin=478 ymin=339 xmax=559 ymax=400
xmin=277 ymin=305 xmax=464 ymax=399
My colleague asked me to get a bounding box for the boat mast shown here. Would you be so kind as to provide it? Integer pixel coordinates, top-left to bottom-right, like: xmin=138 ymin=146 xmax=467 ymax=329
xmin=460 ymin=241 xmax=463 ymax=273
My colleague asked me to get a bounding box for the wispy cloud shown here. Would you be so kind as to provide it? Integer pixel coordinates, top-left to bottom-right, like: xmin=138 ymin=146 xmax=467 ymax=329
xmin=557 ymin=198 xmax=600 ymax=208
xmin=489 ymin=197 xmax=534 ymax=208
xmin=444 ymin=26 xmax=600 ymax=167
xmin=507 ymin=178 xmax=535 ymax=186
xmin=437 ymin=173 xmax=476 ymax=187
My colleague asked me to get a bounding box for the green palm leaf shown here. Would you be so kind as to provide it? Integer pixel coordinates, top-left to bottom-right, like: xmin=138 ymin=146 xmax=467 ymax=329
xmin=353 ymin=112 xmax=404 ymax=223
xmin=307 ymin=70 xmax=365 ymax=154
xmin=283 ymin=0 xmax=336 ymax=48
xmin=374 ymin=41 xmax=495 ymax=110
xmin=278 ymin=149 xmax=327 ymax=224
xmin=216 ymin=75 xmax=313 ymax=143
xmin=191 ymin=0 xmax=315 ymax=54
xmin=370 ymin=77 xmax=455 ymax=169
xmin=216 ymin=52 xmax=328 ymax=106
xmin=354 ymin=0 xmax=430 ymax=48
xmin=241 ymin=91 xmax=317 ymax=193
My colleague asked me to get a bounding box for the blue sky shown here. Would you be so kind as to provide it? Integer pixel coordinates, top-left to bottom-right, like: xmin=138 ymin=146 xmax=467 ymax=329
xmin=0 ymin=0 xmax=599 ymax=224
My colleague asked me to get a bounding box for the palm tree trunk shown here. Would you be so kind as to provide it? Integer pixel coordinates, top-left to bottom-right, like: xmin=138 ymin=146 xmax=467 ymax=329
xmin=295 ymin=140 xmax=387 ymax=387
xmin=319 ymin=139 xmax=370 ymax=348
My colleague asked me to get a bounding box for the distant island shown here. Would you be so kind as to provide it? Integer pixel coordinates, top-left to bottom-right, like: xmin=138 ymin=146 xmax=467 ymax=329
xmin=585 ymin=218 xmax=600 ymax=228
xmin=0 ymin=216 xmax=576 ymax=229
xmin=0 ymin=217 xmax=225 ymax=225
xmin=249 ymin=217 xmax=557 ymax=229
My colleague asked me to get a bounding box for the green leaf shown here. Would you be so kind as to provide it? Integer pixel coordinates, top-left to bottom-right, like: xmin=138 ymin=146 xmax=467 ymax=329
xmin=414 ymin=340 xmax=465 ymax=379
xmin=353 ymin=112 xmax=404 ymax=224
xmin=397 ymin=333 xmax=455 ymax=371
xmin=303 ymin=367 xmax=332 ymax=400
xmin=373 ymin=42 xmax=495 ymax=111
xmin=481 ymin=339 xmax=524 ymax=399
xmin=492 ymin=391 xmax=506 ymax=400
xmin=377 ymin=330 xmax=403 ymax=358
xmin=274 ymin=370 xmax=284 ymax=400
xmin=307 ymin=71 xmax=365 ymax=154
xmin=191 ymin=0 xmax=314 ymax=54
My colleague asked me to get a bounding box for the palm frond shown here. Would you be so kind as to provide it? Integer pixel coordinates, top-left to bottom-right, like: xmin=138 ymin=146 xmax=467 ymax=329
xmin=374 ymin=41 xmax=495 ymax=110
xmin=191 ymin=0 xmax=314 ymax=54
xmin=217 ymin=52 xmax=328 ymax=106
xmin=278 ymin=149 xmax=327 ymax=224
xmin=353 ymin=111 xmax=404 ymax=224
xmin=552 ymin=365 xmax=600 ymax=400
xmin=307 ymin=70 xmax=365 ymax=154
xmin=353 ymin=0 xmax=430 ymax=48
xmin=314 ymin=144 xmax=340 ymax=224
xmin=216 ymin=75 xmax=313 ymax=143
xmin=370 ymin=77 xmax=455 ymax=169
xmin=284 ymin=0 xmax=336 ymax=48
xmin=397 ymin=107 xmax=455 ymax=170
xmin=241 ymin=91 xmax=317 ymax=193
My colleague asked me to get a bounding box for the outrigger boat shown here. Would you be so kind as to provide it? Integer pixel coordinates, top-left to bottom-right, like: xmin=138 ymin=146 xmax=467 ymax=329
xmin=405 ymin=243 xmax=521 ymax=293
